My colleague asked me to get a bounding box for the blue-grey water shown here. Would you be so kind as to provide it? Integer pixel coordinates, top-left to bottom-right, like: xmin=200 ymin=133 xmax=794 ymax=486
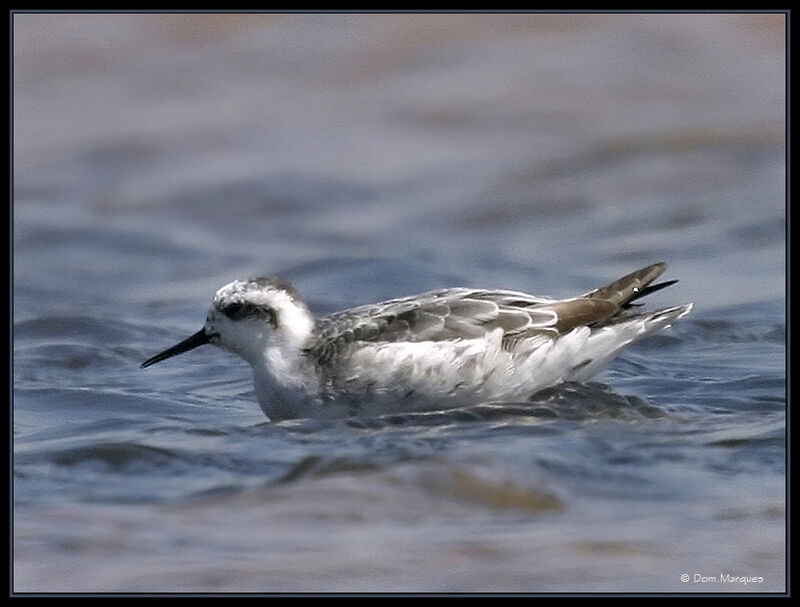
xmin=13 ymin=14 xmax=785 ymax=592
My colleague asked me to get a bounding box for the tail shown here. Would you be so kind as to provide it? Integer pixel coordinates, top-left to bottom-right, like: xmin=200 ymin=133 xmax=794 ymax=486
xmin=566 ymin=301 xmax=693 ymax=382
xmin=584 ymin=262 xmax=679 ymax=309
xmin=555 ymin=263 xmax=691 ymax=383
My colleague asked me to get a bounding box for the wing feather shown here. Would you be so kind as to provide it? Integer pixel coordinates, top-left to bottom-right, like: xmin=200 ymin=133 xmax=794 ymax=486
xmin=307 ymin=288 xmax=562 ymax=365
xmin=306 ymin=264 xmax=678 ymax=367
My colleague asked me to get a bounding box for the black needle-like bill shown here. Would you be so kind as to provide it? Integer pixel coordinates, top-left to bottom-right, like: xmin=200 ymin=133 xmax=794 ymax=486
xmin=140 ymin=329 xmax=210 ymax=369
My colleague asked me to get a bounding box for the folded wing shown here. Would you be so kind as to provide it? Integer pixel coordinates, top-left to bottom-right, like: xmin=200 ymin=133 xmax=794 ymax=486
xmin=306 ymin=263 xmax=675 ymax=365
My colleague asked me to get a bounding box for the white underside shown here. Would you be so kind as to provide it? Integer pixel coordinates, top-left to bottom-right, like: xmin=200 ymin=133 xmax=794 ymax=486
xmin=251 ymin=304 xmax=692 ymax=421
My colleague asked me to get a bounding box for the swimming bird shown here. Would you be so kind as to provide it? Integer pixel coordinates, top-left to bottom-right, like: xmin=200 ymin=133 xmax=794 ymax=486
xmin=141 ymin=262 xmax=691 ymax=421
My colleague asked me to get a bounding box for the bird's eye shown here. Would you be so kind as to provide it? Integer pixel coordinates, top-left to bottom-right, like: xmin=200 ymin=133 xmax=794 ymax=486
xmin=221 ymin=301 xmax=277 ymax=327
xmin=222 ymin=302 xmax=247 ymax=320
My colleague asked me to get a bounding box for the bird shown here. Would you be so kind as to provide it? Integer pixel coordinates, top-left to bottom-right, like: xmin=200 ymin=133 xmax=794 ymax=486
xmin=141 ymin=262 xmax=692 ymax=421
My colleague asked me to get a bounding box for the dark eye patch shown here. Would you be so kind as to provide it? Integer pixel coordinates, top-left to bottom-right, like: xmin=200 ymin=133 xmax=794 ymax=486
xmin=222 ymin=301 xmax=249 ymax=320
xmin=221 ymin=301 xmax=277 ymax=328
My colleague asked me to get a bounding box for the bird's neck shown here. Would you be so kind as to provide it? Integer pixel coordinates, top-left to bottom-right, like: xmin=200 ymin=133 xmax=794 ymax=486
xmin=250 ymin=306 xmax=319 ymax=419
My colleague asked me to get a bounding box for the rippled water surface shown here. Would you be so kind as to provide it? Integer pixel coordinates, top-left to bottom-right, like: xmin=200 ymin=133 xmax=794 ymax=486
xmin=13 ymin=14 xmax=785 ymax=593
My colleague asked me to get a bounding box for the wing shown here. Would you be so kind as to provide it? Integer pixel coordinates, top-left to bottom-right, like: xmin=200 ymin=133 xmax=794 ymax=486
xmin=304 ymin=263 xmax=678 ymax=367
xmin=305 ymin=288 xmax=617 ymax=366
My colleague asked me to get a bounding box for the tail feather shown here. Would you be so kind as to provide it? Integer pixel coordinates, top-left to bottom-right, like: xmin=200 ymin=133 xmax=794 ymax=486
xmin=567 ymin=302 xmax=693 ymax=382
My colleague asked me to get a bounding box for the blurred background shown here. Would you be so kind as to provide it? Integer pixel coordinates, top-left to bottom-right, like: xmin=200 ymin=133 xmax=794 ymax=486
xmin=13 ymin=13 xmax=785 ymax=593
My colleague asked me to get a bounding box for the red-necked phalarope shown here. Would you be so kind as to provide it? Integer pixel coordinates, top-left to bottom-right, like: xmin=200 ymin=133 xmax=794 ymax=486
xmin=141 ymin=262 xmax=692 ymax=421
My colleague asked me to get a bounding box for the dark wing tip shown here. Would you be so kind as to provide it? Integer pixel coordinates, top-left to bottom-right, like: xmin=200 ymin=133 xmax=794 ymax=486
xmin=585 ymin=262 xmax=674 ymax=307
xmin=624 ymin=278 xmax=679 ymax=307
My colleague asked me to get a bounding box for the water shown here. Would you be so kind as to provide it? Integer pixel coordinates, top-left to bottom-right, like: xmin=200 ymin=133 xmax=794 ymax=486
xmin=13 ymin=14 xmax=786 ymax=593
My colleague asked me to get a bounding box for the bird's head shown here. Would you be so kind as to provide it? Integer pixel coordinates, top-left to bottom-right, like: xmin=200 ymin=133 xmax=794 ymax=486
xmin=141 ymin=277 xmax=314 ymax=369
